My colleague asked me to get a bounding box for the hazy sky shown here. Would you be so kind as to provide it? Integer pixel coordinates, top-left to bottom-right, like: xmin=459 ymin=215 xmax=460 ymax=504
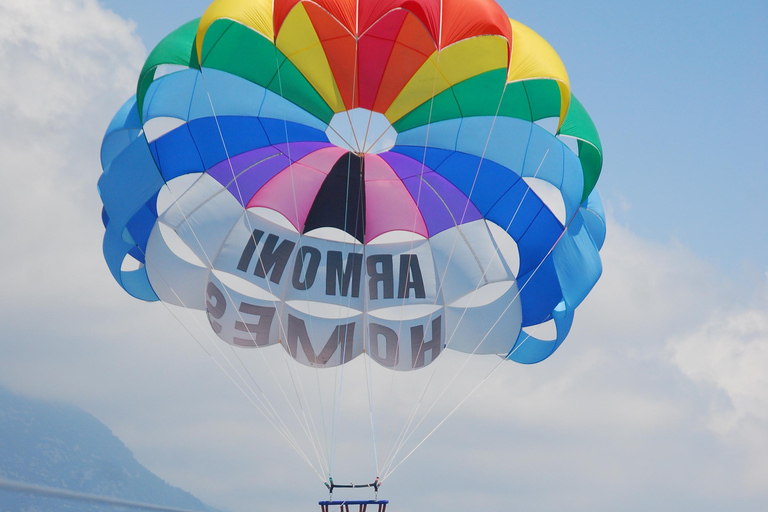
xmin=1 ymin=1 xmax=767 ymax=511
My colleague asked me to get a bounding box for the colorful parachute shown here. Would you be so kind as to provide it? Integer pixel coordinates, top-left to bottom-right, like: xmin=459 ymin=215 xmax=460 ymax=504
xmin=100 ymin=0 xmax=605 ymax=487
xmin=100 ymin=0 xmax=605 ymax=370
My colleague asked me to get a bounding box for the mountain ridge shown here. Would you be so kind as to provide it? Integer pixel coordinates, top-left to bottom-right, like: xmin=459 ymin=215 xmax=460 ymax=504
xmin=0 ymin=387 xmax=219 ymax=512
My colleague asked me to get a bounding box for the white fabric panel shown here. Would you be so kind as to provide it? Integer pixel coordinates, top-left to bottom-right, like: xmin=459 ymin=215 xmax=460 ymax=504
xmin=363 ymin=237 xmax=437 ymax=309
xmin=366 ymin=306 xmax=444 ymax=371
xmin=213 ymin=209 xmax=300 ymax=304
xmin=282 ymin=237 xmax=366 ymax=311
xmin=280 ymin=302 xmax=364 ymax=368
xmin=205 ymin=272 xmax=282 ymax=349
xmin=445 ymin=280 xmax=522 ymax=354
xmin=326 ymin=109 xmax=396 ymax=154
xmin=145 ymin=223 xmax=210 ymax=310
xmin=161 ymin=174 xmax=245 ymax=265
xmin=429 ymin=221 xmax=512 ymax=304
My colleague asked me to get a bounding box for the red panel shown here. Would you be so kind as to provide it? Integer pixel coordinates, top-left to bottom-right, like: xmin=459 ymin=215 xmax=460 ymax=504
xmin=359 ymin=0 xmax=442 ymax=45
xmin=372 ymin=12 xmax=436 ymax=113
xmin=440 ymin=0 xmax=512 ymax=49
xmin=306 ymin=3 xmax=358 ymax=109
xmin=357 ymin=10 xmax=408 ymax=110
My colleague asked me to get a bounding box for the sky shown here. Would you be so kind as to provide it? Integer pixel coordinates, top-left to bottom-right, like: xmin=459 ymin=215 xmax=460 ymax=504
xmin=0 ymin=0 xmax=767 ymax=511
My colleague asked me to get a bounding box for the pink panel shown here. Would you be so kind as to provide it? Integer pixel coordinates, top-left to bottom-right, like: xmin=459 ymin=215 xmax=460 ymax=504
xmin=364 ymin=154 xmax=428 ymax=241
xmin=247 ymin=147 xmax=348 ymax=230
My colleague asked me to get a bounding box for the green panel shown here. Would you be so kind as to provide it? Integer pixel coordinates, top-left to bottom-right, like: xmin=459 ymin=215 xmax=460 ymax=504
xmin=392 ymin=88 xmax=462 ymax=132
xmin=452 ymin=68 xmax=508 ymax=117
xmin=137 ymin=18 xmax=201 ymax=120
xmin=560 ymin=94 xmax=603 ymax=201
xmin=522 ymin=79 xmax=562 ymax=121
xmin=394 ymin=69 xmax=509 ymax=132
xmin=497 ymin=81 xmax=535 ymax=121
xmin=394 ymin=73 xmax=566 ymax=133
xmin=200 ymin=20 xmax=333 ymax=123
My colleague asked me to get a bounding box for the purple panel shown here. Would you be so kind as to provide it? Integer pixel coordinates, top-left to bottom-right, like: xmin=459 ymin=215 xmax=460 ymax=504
xmin=403 ymin=172 xmax=483 ymax=235
xmin=379 ymin=151 xmax=429 ymax=179
xmin=206 ymin=142 xmax=331 ymax=206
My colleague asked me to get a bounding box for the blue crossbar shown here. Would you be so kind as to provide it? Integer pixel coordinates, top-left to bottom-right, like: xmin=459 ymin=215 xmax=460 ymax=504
xmin=318 ymin=500 xmax=388 ymax=512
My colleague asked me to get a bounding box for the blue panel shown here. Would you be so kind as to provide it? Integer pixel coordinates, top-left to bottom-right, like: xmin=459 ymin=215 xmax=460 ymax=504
xmin=433 ymin=152 xmax=521 ymax=214
xmin=516 ymin=208 xmax=563 ymax=276
xmin=99 ymin=136 xmax=164 ymax=228
xmin=390 ymin=146 xmax=453 ymax=170
xmin=485 ymin=180 xmax=542 ymax=241
xmin=259 ymin=118 xmax=328 ymax=146
xmin=517 ymin=255 xmax=562 ymax=326
xmin=151 ymin=124 xmax=206 ymax=179
xmin=126 ymin=200 xmax=159 ymax=262
xmin=189 ymin=116 xmax=271 ymax=169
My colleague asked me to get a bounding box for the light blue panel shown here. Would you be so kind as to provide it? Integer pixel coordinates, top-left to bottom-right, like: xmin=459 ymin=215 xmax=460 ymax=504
xmin=396 ymin=118 xmax=462 ymax=151
xmin=454 ymin=116 xmax=495 ymax=157
xmin=189 ymin=69 xmax=328 ymax=131
xmin=259 ymin=89 xmax=328 ymax=131
xmin=142 ymin=69 xmax=200 ymax=121
xmin=553 ymin=211 xmax=602 ymax=309
xmin=103 ymin=223 xmax=159 ymax=301
xmin=581 ymin=190 xmax=607 ymax=249
xmin=507 ymin=300 xmax=573 ymax=364
xmin=101 ymin=97 xmax=142 ymax=170
xmin=478 ymin=117 xmax=531 ymax=174
xmin=192 ymin=68 xmax=264 ymax=119
xmin=559 ymin=145 xmax=586 ymax=221
xmin=521 ymin=124 xmax=558 ymax=177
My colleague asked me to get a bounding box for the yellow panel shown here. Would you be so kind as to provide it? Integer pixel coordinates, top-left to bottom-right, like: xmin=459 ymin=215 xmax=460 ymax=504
xmin=197 ymin=0 xmax=275 ymax=59
xmin=276 ymin=4 xmax=345 ymax=112
xmin=507 ymin=19 xmax=571 ymax=127
xmin=385 ymin=36 xmax=508 ymax=123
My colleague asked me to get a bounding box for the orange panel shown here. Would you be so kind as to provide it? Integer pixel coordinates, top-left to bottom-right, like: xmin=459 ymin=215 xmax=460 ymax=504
xmin=306 ymin=3 xmax=358 ymax=109
xmin=372 ymin=12 xmax=436 ymax=113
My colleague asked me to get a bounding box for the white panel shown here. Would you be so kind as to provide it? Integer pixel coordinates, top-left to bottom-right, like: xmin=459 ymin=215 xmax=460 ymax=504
xmin=366 ymin=308 xmax=445 ymax=371
xmin=213 ymin=208 xmax=300 ymax=304
xmin=161 ymin=174 xmax=245 ymax=265
xmin=145 ymin=223 xmax=209 ymax=310
xmin=326 ymin=109 xmax=395 ymax=154
xmin=205 ymin=272 xmax=282 ymax=349
xmin=486 ymin=220 xmax=521 ymax=277
xmin=280 ymin=302 xmax=364 ymax=368
xmin=446 ymin=280 xmax=522 ymax=354
xmin=429 ymin=221 xmax=511 ymax=304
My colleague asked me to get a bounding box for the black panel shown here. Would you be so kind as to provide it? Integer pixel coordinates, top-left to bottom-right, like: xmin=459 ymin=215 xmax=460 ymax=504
xmin=303 ymin=152 xmax=366 ymax=243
